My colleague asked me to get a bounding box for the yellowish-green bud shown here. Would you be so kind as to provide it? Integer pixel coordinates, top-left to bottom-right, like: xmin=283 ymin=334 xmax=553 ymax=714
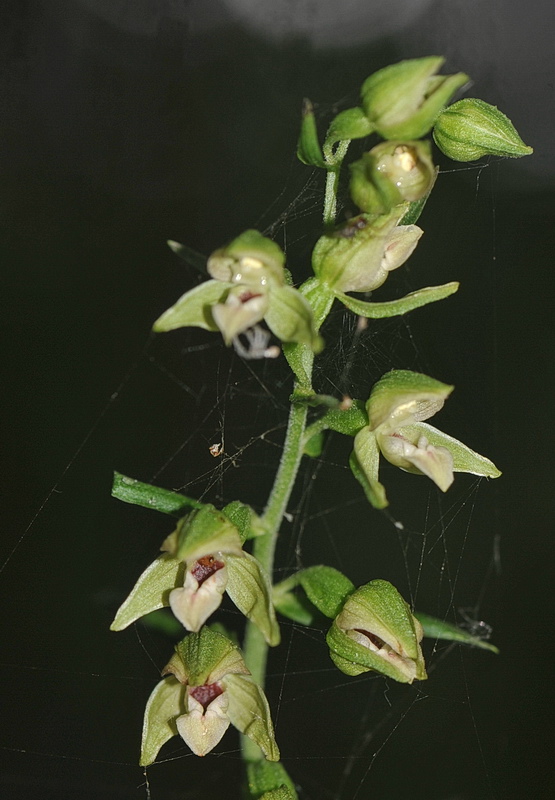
xmin=433 ymin=98 xmax=533 ymax=161
xmin=360 ymin=56 xmax=468 ymax=140
xmin=350 ymin=140 xmax=436 ymax=215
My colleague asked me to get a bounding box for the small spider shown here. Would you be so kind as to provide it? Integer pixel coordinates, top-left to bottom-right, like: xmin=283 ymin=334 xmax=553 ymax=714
xmin=232 ymin=325 xmax=280 ymax=360
xmin=209 ymin=442 xmax=223 ymax=457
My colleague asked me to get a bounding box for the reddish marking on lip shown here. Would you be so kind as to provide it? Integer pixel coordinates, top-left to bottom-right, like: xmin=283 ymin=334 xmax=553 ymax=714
xmin=190 ymin=682 xmax=224 ymax=712
xmin=192 ymin=555 xmax=225 ymax=586
xmin=239 ymin=290 xmax=263 ymax=304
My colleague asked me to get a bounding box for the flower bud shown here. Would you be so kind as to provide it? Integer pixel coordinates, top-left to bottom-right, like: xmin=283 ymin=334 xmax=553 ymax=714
xmin=312 ymin=205 xmax=422 ymax=294
xmin=433 ymin=98 xmax=533 ymax=161
xmin=326 ymin=580 xmax=427 ymax=683
xmin=349 ymin=141 xmax=436 ymax=215
xmin=207 ymin=229 xmax=285 ymax=287
xmin=360 ymin=56 xmax=468 ymax=140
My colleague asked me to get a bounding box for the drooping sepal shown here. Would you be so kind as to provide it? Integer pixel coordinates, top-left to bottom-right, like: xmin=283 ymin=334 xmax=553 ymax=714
xmin=360 ymin=56 xmax=468 ymax=140
xmin=226 ymin=552 xmax=281 ymax=646
xmin=327 ymin=580 xmax=427 ymax=683
xmin=433 ymin=98 xmax=533 ymax=161
xmin=350 ymin=427 xmax=388 ymax=509
xmin=110 ymin=553 xmax=183 ymax=631
xmin=224 ymin=673 xmax=280 ymax=761
xmin=153 ymin=279 xmax=230 ymax=332
xmin=140 ymin=676 xmax=183 ymax=766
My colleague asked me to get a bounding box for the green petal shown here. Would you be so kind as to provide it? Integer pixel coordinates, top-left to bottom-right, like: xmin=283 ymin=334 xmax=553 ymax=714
xmin=140 ymin=676 xmax=183 ymax=766
xmin=153 ymin=279 xmax=231 ymax=332
xmin=226 ymin=552 xmax=281 ymax=646
xmin=398 ymin=422 xmax=501 ymax=477
xmin=335 ymin=281 xmax=459 ymax=319
xmin=110 ymin=553 xmax=183 ymax=631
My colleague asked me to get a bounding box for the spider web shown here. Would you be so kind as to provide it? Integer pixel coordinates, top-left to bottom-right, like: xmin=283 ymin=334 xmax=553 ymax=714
xmin=0 ymin=150 xmax=503 ymax=800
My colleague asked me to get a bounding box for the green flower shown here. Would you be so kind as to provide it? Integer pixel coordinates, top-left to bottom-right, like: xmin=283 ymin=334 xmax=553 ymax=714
xmin=141 ymin=628 xmax=280 ymax=763
xmin=350 ymin=370 xmax=501 ymax=508
xmin=153 ymin=230 xmax=322 ymax=355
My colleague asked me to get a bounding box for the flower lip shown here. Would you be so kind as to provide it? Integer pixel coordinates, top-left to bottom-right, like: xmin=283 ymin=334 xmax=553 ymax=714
xmin=192 ymin=555 xmax=225 ymax=587
xmin=189 ymin=682 xmax=224 ymax=712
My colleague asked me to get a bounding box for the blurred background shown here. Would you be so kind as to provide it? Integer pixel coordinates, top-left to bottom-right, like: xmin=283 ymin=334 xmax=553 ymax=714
xmin=1 ymin=1 xmax=554 ymax=798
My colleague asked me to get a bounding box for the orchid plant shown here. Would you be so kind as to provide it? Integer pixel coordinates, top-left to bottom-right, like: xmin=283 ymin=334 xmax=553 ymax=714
xmin=110 ymin=57 xmax=531 ymax=799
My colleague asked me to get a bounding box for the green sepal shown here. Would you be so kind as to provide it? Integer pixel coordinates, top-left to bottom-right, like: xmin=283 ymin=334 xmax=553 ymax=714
xmin=416 ymin=612 xmax=499 ymax=654
xmin=223 ymin=500 xmax=265 ymax=542
xmin=394 ymin=422 xmax=501 ymax=478
xmin=226 ymin=552 xmax=281 ymax=646
xmin=324 ymin=106 xmax=374 ymax=149
xmin=336 ymin=282 xmax=459 ymax=320
xmin=167 ymin=239 xmax=208 ymax=275
xmin=433 ymin=98 xmax=533 ymax=161
xmin=298 ymin=566 xmax=355 ymax=618
xmin=296 ymin=98 xmax=326 ymax=168
xmin=173 ymin=627 xmax=249 ymax=686
xmin=246 ymin=761 xmax=298 ymax=800
xmin=282 ymin=278 xmax=334 ymax=389
xmin=350 ymin=428 xmax=388 ymax=509
xmin=111 ymin=471 xmax=204 ymax=516
xmin=265 ymin=285 xmax=323 ymax=351
xmin=367 ymin=369 xmax=453 ymax=431
xmin=174 ymin=505 xmax=243 ymax=563
xmin=140 ymin=676 xmax=183 ymax=766
xmin=153 ymin=279 xmax=231 ymax=332
xmin=110 ymin=553 xmax=183 ymax=631
xmin=224 ymin=673 xmax=280 ymax=761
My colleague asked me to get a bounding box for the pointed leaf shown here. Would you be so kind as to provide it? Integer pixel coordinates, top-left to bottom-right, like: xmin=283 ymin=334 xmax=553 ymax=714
xmin=140 ymin=676 xmax=183 ymax=766
xmin=335 ymin=281 xmax=459 ymax=319
xmin=226 ymin=552 xmax=280 ymax=646
xmin=112 ymin=472 xmax=204 ymax=516
xmin=398 ymin=422 xmax=501 ymax=477
xmin=303 ymin=399 xmax=368 ymax=443
xmin=272 ymin=585 xmax=316 ymax=625
xmin=153 ymin=279 xmax=231 ymax=332
xmin=110 ymin=554 xmax=183 ymax=631
xmin=224 ymin=674 xmax=280 ymax=762
xmin=416 ymin=612 xmax=499 ymax=654
xmin=297 ymin=98 xmax=326 ymax=168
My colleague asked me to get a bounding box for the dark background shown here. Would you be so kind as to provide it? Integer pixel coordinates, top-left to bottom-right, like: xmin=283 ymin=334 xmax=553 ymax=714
xmin=1 ymin=1 xmax=554 ymax=798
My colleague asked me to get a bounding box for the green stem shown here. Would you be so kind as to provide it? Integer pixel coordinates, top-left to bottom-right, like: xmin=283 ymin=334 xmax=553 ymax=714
xmin=241 ymin=140 xmax=348 ymax=767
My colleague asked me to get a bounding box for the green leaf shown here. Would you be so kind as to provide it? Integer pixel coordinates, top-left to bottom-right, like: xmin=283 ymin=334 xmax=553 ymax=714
xmin=398 ymin=422 xmax=501 ymax=478
xmin=299 ymin=566 xmax=355 ymax=618
xmin=226 ymin=552 xmax=281 ymax=646
xmin=303 ymin=399 xmax=368 ymax=444
xmin=296 ymin=98 xmax=326 ymax=168
xmin=303 ymin=430 xmax=324 ymax=458
xmin=416 ymin=612 xmax=499 ymax=654
xmin=112 ymin=472 xmax=204 ymax=515
xmin=335 ymin=281 xmax=459 ymax=319
xmin=110 ymin=553 xmax=183 ymax=631
xmin=224 ymin=674 xmax=280 ymax=761
xmin=324 ymin=106 xmax=374 ymax=149
xmin=246 ymin=760 xmax=299 ymax=800
xmin=153 ymin=279 xmax=230 ymax=332
xmin=272 ymin=585 xmax=316 ymax=625
xmin=140 ymin=676 xmax=183 ymax=766
xmin=167 ymin=240 xmax=208 ymax=275
xmin=350 ymin=428 xmax=388 ymax=509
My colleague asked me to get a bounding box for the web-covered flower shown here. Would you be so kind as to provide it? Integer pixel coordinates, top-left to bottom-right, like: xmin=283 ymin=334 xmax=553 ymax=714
xmin=153 ymin=229 xmax=322 ymax=355
xmin=350 ymin=369 xmax=501 ymax=508
xmin=140 ymin=628 xmax=280 ymax=763
xmin=110 ymin=504 xmax=280 ymax=646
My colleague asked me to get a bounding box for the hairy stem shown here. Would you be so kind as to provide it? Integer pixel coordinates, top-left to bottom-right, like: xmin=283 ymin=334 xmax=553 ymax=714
xmin=241 ymin=144 xmax=347 ymax=765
